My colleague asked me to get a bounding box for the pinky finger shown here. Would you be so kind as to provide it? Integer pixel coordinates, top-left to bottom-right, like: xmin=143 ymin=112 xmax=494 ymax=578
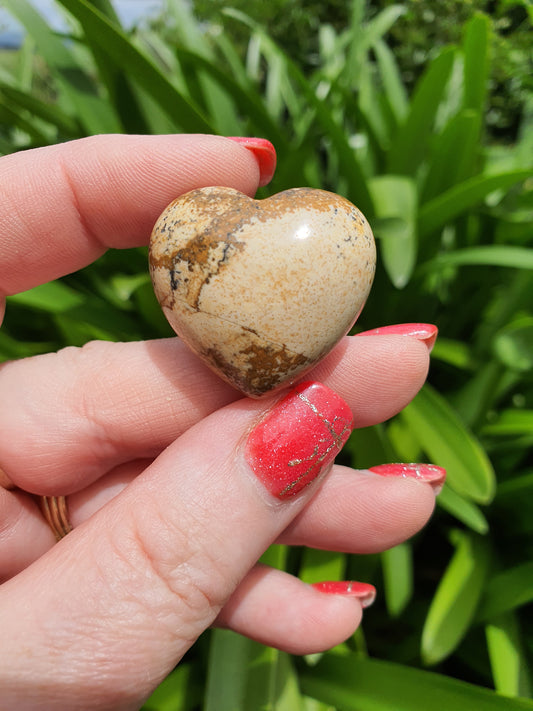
xmin=215 ymin=564 xmax=374 ymax=655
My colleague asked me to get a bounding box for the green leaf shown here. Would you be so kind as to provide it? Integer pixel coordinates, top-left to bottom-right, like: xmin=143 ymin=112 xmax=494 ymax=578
xmin=299 ymin=549 xmax=346 ymax=584
xmin=486 ymin=613 xmax=531 ymax=699
xmin=421 ymin=530 xmax=491 ymax=665
xmin=493 ymin=317 xmax=533 ymax=371
xmin=381 ymin=542 xmax=413 ymax=617
xmin=300 ymin=652 xmax=533 ymax=710
xmin=418 ymin=171 xmax=532 ymax=237
xmin=0 ymin=330 xmax=54 ymax=361
xmin=3 ymin=0 xmax=119 ymax=134
xmin=430 ymin=338 xmax=477 ymax=371
xmin=55 ymin=0 xmax=214 ymax=133
xmin=422 ymin=110 xmax=482 ymax=202
xmin=373 ymin=38 xmax=408 ymax=126
xmin=173 ymin=47 xmax=286 ymax=146
xmin=360 ymin=5 xmax=406 ymax=53
xmin=437 ymin=486 xmax=489 ymax=534
xmin=205 ymin=630 xmax=302 ymax=711
xmin=477 ymin=563 xmax=533 ymax=622
xmin=345 ymin=424 xmax=397 ymax=471
xmin=8 ymin=282 xmax=86 ymax=313
xmin=225 ymin=8 xmax=374 ymax=215
xmin=400 ymin=384 xmax=496 ymax=504
xmin=369 ymin=175 xmax=418 ymax=287
xmin=426 ymin=245 xmax=533 ymax=272
xmin=387 ymin=47 xmax=456 ymax=176
xmin=482 ymin=409 xmax=533 ymax=436
xmin=142 ymin=665 xmax=200 ymax=711
xmin=0 ymin=83 xmax=80 ymax=135
xmin=462 ymin=13 xmax=491 ymax=115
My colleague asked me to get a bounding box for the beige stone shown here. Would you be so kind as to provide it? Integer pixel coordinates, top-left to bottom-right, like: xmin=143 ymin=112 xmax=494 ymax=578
xmin=149 ymin=186 xmax=376 ymax=397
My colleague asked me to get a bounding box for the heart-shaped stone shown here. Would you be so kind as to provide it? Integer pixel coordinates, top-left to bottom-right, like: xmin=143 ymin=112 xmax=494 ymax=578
xmin=149 ymin=186 xmax=375 ymax=397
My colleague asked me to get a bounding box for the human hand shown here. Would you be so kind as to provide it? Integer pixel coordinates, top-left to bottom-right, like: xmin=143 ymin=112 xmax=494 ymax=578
xmin=0 ymin=135 xmax=444 ymax=710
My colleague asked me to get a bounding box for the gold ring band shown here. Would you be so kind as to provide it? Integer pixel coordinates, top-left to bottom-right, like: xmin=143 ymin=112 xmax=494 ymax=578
xmin=40 ymin=495 xmax=72 ymax=540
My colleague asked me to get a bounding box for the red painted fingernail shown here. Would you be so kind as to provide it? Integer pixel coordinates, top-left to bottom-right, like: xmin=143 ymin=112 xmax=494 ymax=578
xmin=369 ymin=463 xmax=447 ymax=494
xmin=246 ymin=381 xmax=353 ymax=499
xmin=357 ymin=323 xmax=438 ymax=351
xmin=226 ymin=137 xmax=277 ymax=187
xmin=312 ymin=581 xmax=377 ymax=608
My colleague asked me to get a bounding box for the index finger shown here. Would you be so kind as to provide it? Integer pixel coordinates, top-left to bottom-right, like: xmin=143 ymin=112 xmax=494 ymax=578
xmin=0 ymin=134 xmax=270 ymax=304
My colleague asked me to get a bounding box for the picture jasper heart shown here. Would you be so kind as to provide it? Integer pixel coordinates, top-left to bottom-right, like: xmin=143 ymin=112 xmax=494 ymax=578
xmin=149 ymin=186 xmax=376 ymax=397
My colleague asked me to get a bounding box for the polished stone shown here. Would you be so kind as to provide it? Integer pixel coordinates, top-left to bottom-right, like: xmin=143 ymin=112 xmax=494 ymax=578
xmin=149 ymin=186 xmax=376 ymax=397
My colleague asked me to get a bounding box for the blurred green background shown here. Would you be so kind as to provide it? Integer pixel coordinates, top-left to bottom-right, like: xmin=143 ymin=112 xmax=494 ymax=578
xmin=1 ymin=1 xmax=532 ymax=709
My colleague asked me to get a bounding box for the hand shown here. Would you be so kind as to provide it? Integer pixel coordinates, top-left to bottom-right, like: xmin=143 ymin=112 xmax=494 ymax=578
xmin=0 ymin=135 xmax=442 ymax=711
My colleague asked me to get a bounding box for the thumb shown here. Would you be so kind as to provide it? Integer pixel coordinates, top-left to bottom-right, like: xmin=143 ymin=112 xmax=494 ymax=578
xmin=0 ymin=381 xmax=353 ymax=711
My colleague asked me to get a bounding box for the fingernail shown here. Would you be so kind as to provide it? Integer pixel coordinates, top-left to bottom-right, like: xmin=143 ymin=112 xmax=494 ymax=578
xmin=357 ymin=323 xmax=438 ymax=351
xmin=226 ymin=137 xmax=277 ymax=187
xmin=369 ymin=463 xmax=447 ymax=494
xmin=246 ymin=381 xmax=353 ymax=500
xmin=312 ymin=581 xmax=377 ymax=608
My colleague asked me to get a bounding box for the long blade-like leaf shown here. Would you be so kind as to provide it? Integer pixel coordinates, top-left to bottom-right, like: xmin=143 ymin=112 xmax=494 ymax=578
xmin=205 ymin=630 xmax=302 ymax=711
xmin=426 ymin=245 xmax=533 ymax=271
xmin=462 ymin=13 xmax=491 ymax=115
xmin=421 ymin=530 xmax=491 ymax=665
xmin=486 ymin=613 xmax=531 ymax=699
xmin=418 ymin=170 xmax=532 ymax=237
xmin=300 ymin=652 xmax=533 ymax=709
xmin=369 ymin=175 xmax=418 ymax=288
xmin=387 ymin=47 xmax=456 ymax=176
xmin=55 ymin=0 xmax=214 ymax=133
xmin=224 ymin=8 xmax=374 ymax=215
xmin=400 ymin=384 xmax=496 ymax=503
xmin=3 ymin=0 xmax=119 ymax=134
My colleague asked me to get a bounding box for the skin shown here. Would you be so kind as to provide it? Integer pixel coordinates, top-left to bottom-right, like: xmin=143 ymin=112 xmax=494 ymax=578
xmin=0 ymin=135 xmax=436 ymax=711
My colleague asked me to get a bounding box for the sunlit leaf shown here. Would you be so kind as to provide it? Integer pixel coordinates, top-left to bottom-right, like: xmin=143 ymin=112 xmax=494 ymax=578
xmin=369 ymin=175 xmax=418 ymax=287
xmin=55 ymin=0 xmax=214 ymax=133
xmin=205 ymin=630 xmax=303 ymax=711
xmin=142 ymin=665 xmax=199 ymax=711
xmin=421 ymin=530 xmax=491 ymax=665
xmin=425 ymin=245 xmax=533 ymax=271
xmin=486 ymin=613 xmax=531 ymax=699
xmin=493 ymin=317 xmax=533 ymax=371
xmin=437 ymin=486 xmax=489 ymax=534
xmin=482 ymin=410 xmax=533 ymax=436
xmin=387 ymin=47 xmax=456 ymax=176
xmin=300 ymin=652 xmax=533 ymax=709
xmin=381 ymin=542 xmax=413 ymax=617
xmin=299 ymin=549 xmax=346 ymax=584
xmin=418 ymin=171 xmax=532 ymax=237
xmin=422 ymin=110 xmax=482 ymax=202
xmin=3 ymin=0 xmax=119 ymax=134
xmin=400 ymin=385 xmax=496 ymax=503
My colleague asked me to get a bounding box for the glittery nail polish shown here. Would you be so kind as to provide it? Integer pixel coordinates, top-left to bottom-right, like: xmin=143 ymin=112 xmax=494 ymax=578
xmin=369 ymin=463 xmax=446 ymax=493
xmin=312 ymin=581 xmax=377 ymax=608
xmin=245 ymin=381 xmax=353 ymax=499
